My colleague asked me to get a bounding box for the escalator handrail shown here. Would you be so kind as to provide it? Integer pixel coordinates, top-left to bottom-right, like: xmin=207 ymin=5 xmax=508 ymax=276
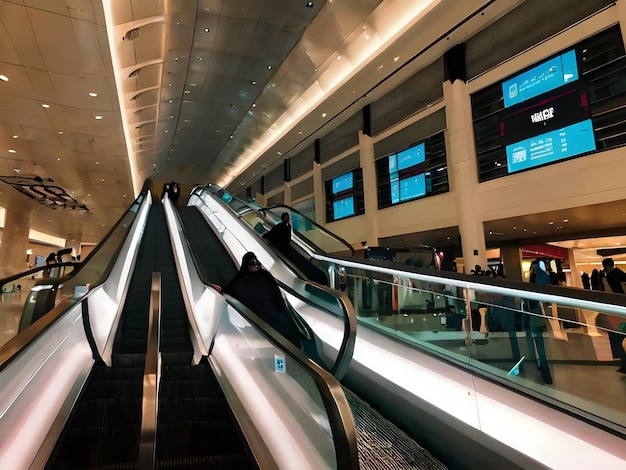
xmin=0 ymin=185 xmax=152 ymax=372
xmin=307 ymin=252 xmax=626 ymax=318
xmin=189 ymin=187 xmax=359 ymax=376
xmin=197 ymin=184 xmax=355 ymax=256
xmin=221 ymin=294 xmax=359 ymax=470
xmin=273 ymin=277 xmax=357 ymax=379
xmin=263 ymin=202 xmax=355 ymax=256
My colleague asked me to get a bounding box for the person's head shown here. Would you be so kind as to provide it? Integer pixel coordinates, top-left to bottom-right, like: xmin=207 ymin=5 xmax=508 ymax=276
xmin=281 ymin=212 xmax=290 ymax=223
xmin=241 ymin=252 xmax=261 ymax=272
xmin=602 ymin=257 xmax=615 ymax=272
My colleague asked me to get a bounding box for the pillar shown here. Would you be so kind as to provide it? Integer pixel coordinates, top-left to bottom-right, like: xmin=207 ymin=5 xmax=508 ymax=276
xmin=0 ymin=202 xmax=33 ymax=277
xmin=500 ymin=245 xmax=523 ymax=281
xmin=443 ymin=78 xmax=488 ymax=273
xmin=313 ymin=161 xmax=324 ymax=224
xmin=65 ymin=238 xmax=82 ymax=260
xmin=359 ymin=130 xmax=379 ymax=247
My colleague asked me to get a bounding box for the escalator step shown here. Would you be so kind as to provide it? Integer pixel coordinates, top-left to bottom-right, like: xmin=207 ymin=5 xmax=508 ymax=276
xmin=156 ymin=453 xmax=250 ymax=470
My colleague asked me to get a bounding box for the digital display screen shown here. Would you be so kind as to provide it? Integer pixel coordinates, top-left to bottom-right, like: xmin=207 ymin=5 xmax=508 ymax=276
xmin=391 ymin=173 xmax=426 ymax=203
xmin=332 ymin=172 xmax=353 ymax=194
xmin=503 ymin=49 xmax=579 ymax=108
xmin=397 ymin=142 xmax=425 ymax=170
xmin=506 ymin=119 xmax=596 ymax=173
xmin=333 ymin=196 xmax=355 ymax=220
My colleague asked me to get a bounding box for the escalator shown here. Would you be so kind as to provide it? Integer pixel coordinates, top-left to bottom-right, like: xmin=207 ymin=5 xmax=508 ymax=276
xmin=176 ymin=204 xmax=446 ymax=469
xmin=47 ymin=205 xmax=251 ymax=469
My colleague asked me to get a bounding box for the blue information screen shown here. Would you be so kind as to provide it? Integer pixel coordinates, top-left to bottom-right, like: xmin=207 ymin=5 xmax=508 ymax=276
xmin=397 ymin=142 xmax=425 ymax=170
xmin=332 ymin=172 xmax=353 ymax=194
xmin=333 ymin=196 xmax=355 ymax=220
xmin=506 ymin=119 xmax=596 ymax=173
xmin=391 ymin=174 xmax=426 ymax=203
xmin=503 ymin=49 xmax=579 ymax=108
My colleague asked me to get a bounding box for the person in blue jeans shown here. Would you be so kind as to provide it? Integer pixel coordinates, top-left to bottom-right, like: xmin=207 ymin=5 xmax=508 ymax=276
xmin=524 ymin=260 xmax=553 ymax=384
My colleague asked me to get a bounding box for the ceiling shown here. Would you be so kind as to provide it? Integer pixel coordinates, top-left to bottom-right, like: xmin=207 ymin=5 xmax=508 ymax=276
xmin=1 ymin=0 xmax=625 ymax=257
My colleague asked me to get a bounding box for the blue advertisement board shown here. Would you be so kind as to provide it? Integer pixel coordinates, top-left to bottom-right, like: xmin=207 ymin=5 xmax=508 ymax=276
xmin=333 ymin=196 xmax=355 ymax=220
xmin=332 ymin=171 xmax=353 ymax=194
xmin=503 ymin=49 xmax=579 ymax=108
xmin=397 ymin=142 xmax=426 ymax=170
xmin=391 ymin=173 xmax=426 ymax=203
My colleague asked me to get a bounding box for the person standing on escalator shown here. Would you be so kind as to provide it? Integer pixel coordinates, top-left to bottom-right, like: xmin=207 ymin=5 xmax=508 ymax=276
xmin=263 ymin=212 xmax=292 ymax=255
xmin=222 ymin=252 xmax=300 ymax=347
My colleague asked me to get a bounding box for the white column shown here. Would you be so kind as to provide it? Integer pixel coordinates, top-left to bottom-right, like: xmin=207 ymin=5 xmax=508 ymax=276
xmin=444 ymin=79 xmax=488 ymax=273
xmin=359 ymin=130 xmax=379 ymax=246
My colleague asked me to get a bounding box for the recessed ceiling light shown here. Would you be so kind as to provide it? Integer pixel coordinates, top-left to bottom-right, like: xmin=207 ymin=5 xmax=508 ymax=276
xmin=306 ymin=2 xmax=314 ymax=7
xmin=12 ymin=135 xmax=18 ymax=139
xmin=548 ymin=221 xmax=554 ymax=225
xmin=8 ymin=149 xmax=16 ymax=153
xmin=267 ymin=65 xmax=272 ymax=70
xmin=252 ymin=103 xmax=256 ymax=107
xmin=204 ymin=27 xmax=210 ymax=33
xmin=88 ymin=92 xmax=98 ymax=97
xmin=322 ymin=113 xmax=327 ymax=118
xmin=174 ymin=57 xmax=179 ymax=61
xmin=0 ymin=74 xmax=8 ymax=81
xmin=42 ymin=103 xmax=50 ymax=108
xmin=394 ymin=56 xmax=400 ymax=62
xmin=95 ymin=115 xmax=103 ymax=120
xmin=57 ymin=157 xmax=61 ymax=161
xmin=563 ymin=219 xmax=569 ymax=223
xmin=251 ymin=80 xmax=256 ymax=85
xmin=197 ymin=56 xmax=203 ymax=60
xmin=58 ymin=131 xmax=63 ymax=134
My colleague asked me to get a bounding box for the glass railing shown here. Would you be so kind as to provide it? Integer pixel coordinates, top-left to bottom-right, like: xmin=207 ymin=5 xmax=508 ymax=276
xmin=341 ymin=259 xmax=626 ymax=432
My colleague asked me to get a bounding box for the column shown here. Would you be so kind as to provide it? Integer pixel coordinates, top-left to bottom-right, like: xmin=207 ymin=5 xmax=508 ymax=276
xmin=0 ymin=202 xmax=33 ymax=277
xmin=65 ymin=238 xmax=81 ymax=260
xmin=313 ymin=161 xmax=324 ymax=224
xmin=500 ymin=246 xmax=523 ymax=281
xmin=359 ymin=130 xmax=379 ymax=247
xmin=443 ymin=79 xmax=488 ymax=273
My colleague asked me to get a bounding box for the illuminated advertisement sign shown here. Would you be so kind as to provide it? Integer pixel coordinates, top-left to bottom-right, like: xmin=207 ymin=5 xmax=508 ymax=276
xmin=332 ymin=196 xmax=355 ymax=220
xmin=506 ymin=119 xmax=595 ymax=173
xmin=500 ymin=49 xmax=596 ymax=173
xmin=502 ymin=49 xmax=579 ymax=108
xmin=391 ymin=173 xmax=426 ymax=203
xmin=332 ymin=172 xmax=353 ymax=194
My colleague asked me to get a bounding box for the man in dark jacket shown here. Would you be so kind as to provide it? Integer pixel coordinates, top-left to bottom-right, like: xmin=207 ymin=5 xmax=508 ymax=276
xmin=222 ymin=252 xmax=300 ymax=346
xmin=263 ymin=212 xmax=291 ymax=254
xmin=602 ymin=257 xmax=626 ymax=373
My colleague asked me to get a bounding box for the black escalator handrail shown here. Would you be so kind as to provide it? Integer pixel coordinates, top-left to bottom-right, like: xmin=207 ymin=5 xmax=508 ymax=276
xmin=221 ymin=295 xmax=359 ymax=470
xmin=0 ymin=262 xmax=80 ymax=289
xmin=197 ymin=184 xmax=355 ymax=256
xmin=264 ymin=203 xmax=355 ymax=256
xmin=0 ymin=187 xmax=151 ymax=372
xmin=274 ymin=277 xmax=357 ymax=380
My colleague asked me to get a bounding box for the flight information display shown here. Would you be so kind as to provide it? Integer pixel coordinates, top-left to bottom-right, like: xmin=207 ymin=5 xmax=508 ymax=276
xmin=503 ymin=49 xmax=579 ymax=108
xmin=391 ymin=173 xmax=426 ymax=203
xmin=396 ymin=142 xmax=425 ymax=170
xmin=332 ymin=171 xmax=353 ymax=194
xmin=332 ymin=196 xmax=355 ymax=220
xmin=506 ymin=119 xmax=595 ymax=173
